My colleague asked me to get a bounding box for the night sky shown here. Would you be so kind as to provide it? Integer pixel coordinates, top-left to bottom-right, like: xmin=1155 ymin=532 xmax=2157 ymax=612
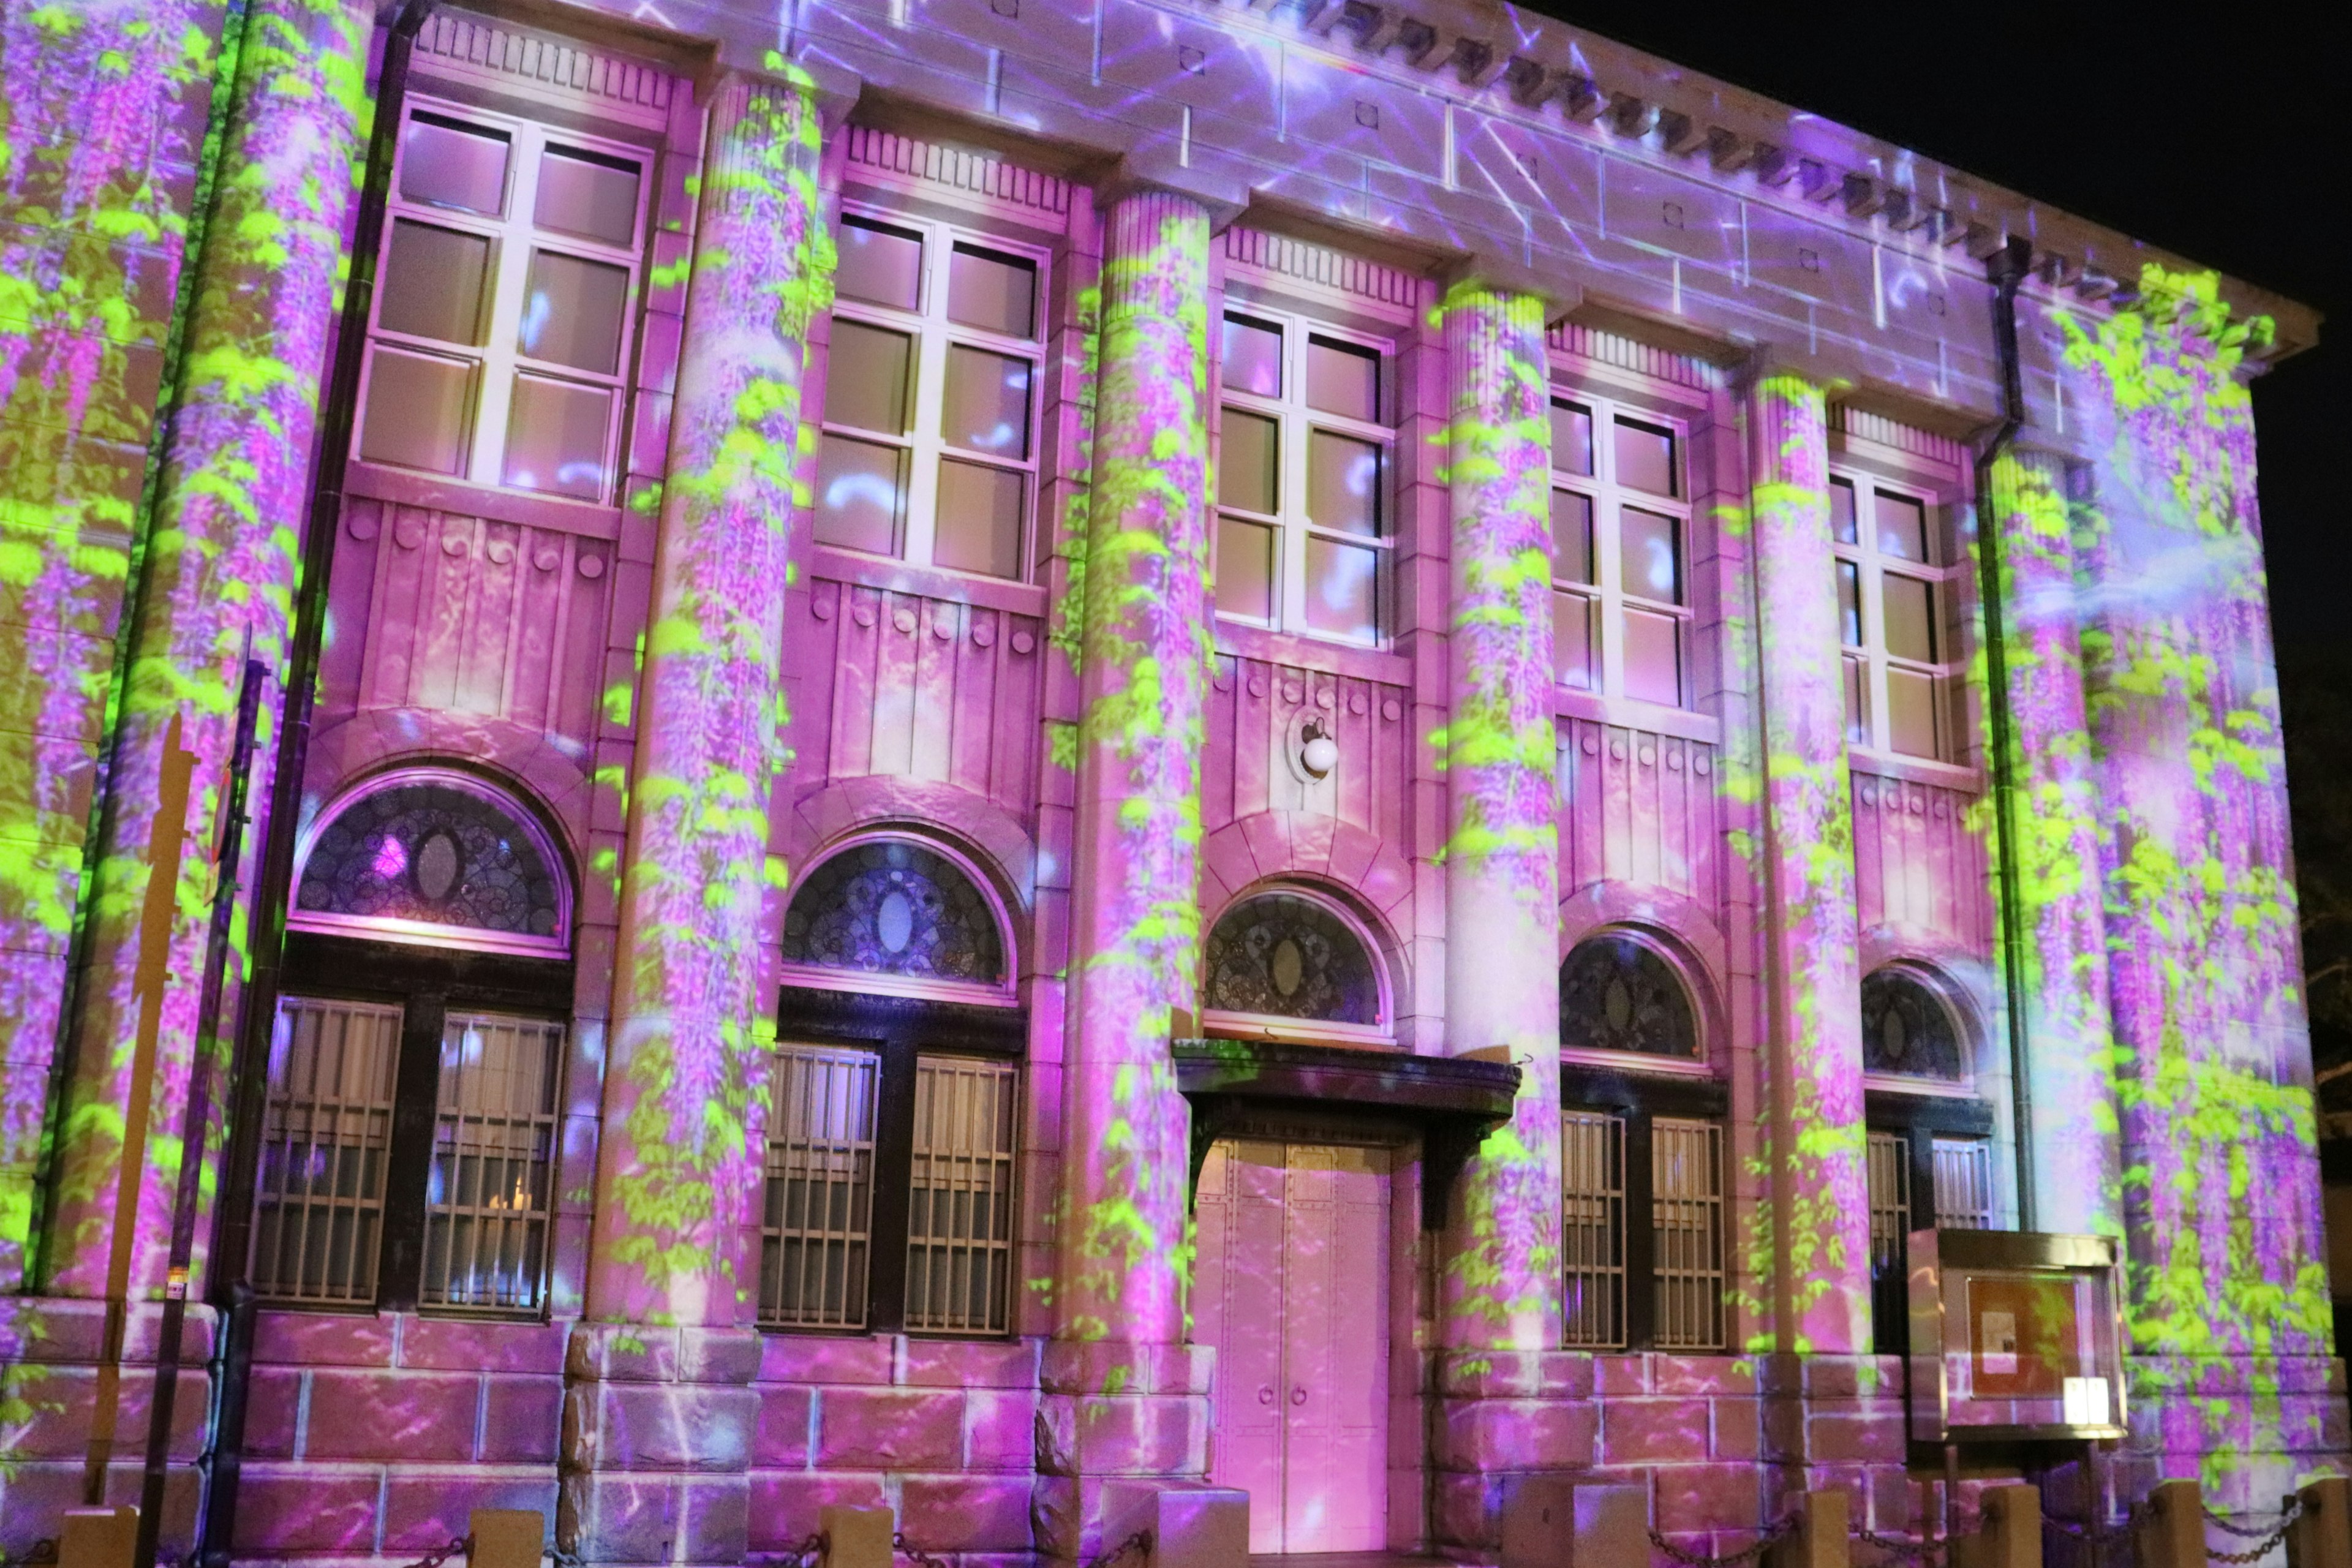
xmin=1528 ymin=1 xmax=2346 ymax=663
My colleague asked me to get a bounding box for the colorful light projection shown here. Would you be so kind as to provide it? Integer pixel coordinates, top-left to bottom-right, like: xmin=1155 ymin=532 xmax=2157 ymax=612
xmin=1435 ymin=283 xmax=1563 ymax=1355
xmin=586 ymin=70 xmax=832 ymax=1327
xmin=1743 ymin=372 xmax=1871 ymax=1357
xmin=1055 ymin=188 xmax=1213 ymax=1357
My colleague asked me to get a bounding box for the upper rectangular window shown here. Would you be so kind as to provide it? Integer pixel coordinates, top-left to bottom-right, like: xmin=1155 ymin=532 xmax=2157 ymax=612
xmin=1214 ymin=311 xmax=1394 ymax=647
xmin=356 ymin=99 xmax=650 ymax=505
xmin=1832 ymin=474 xmax=1961 ymax=760
xmin=813 ymin=211 xmax=1046 ymax=582
xmin=1550 ymin=395 xmax=1692 ymax=707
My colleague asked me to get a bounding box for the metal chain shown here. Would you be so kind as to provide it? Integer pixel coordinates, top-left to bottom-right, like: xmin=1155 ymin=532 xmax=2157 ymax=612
xmin=1083 ymin=1528 xmax=1154 ymax=1568
xmin=2209 ymin=1522 xmax=2297 ymax=1565
xmin=0 ymin=1543 xmax=58 ymax=1568
xmin=1646 ymin=1513 xmax=1800 ymax=1567
xmin=391 ymin=1537 xmax=473 ymax=1568
xmin=2043 ymin=1517 xmax=2134 ymax=1547
xmin=1854 ymin=1528 xmax=1945 ymax=1564
xmin=894 ymin=1530 xmax=955 ymax=1568
xmin=2206 ymin=1497 xmax=2302 ymax=1537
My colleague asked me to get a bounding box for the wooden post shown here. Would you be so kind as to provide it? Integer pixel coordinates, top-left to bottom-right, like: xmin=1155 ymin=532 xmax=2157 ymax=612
xmin=1771 ymin=1490 xmax=1850 ymax=1568
xmin=821 ymin=1506 xmax=896 ymax=1568
xmin=467 ymin=1510 xmax=545 ymax=1568
xmin=1951 ymin=1484 xmax=2040 ymax=1568
xmin=2135 ymin=1480 xmax=2208 ymax=1568
xmin=2290 ymin=1477 xmax=2352 ymax=1568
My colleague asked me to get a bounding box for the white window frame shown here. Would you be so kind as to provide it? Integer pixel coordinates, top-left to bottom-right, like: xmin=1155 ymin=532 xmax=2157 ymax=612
xmin=1831 ymin=470 xmax=1966 ymax=761
xmin=1213 ymin=307 xmax=1396 ymax=648
xmin=1548 ymin=392 xmax=1694 ymax=709
xmin=818 ymin=204 xmax=1049 ymax=581
xmin=356 ymin=94 xmax=651 ymax=504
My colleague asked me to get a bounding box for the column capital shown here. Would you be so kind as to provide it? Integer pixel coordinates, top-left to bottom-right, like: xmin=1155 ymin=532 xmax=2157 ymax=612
xmin=705 ymin=48 xmax=862 ymax=132
xmin=1096 ymin=146 xmax=1249 ymax=231
xmin=1439 ymin=254 xmax=1580 ymax=323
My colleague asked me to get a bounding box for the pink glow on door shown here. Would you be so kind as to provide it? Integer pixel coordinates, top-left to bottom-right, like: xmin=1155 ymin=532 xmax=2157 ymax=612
xmin=1194 ymin=1140 xmax=1390 ymax=1554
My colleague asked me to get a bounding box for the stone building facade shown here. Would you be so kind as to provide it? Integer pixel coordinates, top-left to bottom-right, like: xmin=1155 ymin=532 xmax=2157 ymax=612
xmin=0 ymin=0 xmax=2337 ymax=1562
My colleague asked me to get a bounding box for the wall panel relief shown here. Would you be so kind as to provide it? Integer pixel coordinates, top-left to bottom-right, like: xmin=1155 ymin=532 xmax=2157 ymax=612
xmin=1849 ymin=767 xmax=1991 ymax=954
xmin=1555 ymin=715 xmax=1721 ymax=908
xmin=1203 ymin=652 xmax=1411 ymax=844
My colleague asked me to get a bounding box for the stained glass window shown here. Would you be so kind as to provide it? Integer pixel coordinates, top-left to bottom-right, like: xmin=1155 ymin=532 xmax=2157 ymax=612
xmin=1860 ymin=967 xmax=1966 ymax=1080
xmin=781 ymin=840 xmax=1006 ymax=986
xmin=293 ymin=775 xmax=567 ymax=954
xmin=1202 ymin=892 xmax=1381 ymax=1025
xmin=1560 ymin=933 xmax=1698 ymax=1058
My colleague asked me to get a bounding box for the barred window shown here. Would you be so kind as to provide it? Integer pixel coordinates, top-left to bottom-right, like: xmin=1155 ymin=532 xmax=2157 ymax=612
xmin=1651 ymin=1117 xmax=1725 ymax=1351
xmin=905 ymin=1057 xmax=1019 ymax=1333
xmin=760 ymin=1044 xmax=881 ymax=1329
xmin=252 ymin=998 xmax=404 ymax=1305
xmin=1866 ymin=1129 xmax=1913 ymax=1355
xmin=1560 ymin=1110 xmax=1627 ymax=1349
xmin=1932 ymin=1137 xmax=1996 ymax=1230
xmin=423 ymin=1012 xmax=563 ymax=1311
xmin=1557 ymin=1103 xmax=1725 ymax=1352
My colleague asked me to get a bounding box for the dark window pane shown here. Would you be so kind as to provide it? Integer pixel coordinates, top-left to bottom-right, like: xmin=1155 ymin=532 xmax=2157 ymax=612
xmin=1221 ymin=315 xmax=1282 ymax=397
xmin=837 ymin=217 xmax=923 ymax=311
xmin=1614 ymin=417 xmax=1676 ymax=496
xmin=1309 ymin=431 xmax=1381 ymax=538
xmin=518 ymin=251 xmax=629 ymax=374
xmin=1623 ymin=507 xmax=1683 ymax=604
xmin=535 ymin=147 xmax=641 ymax=247
xmin=943 ymin=345 xmax=1033 ymax=458
xmin=782 ymin=840 xmax=1006 ymax=981
xmin=1218 ymin=409 xmax=1278 ymax=514
xmin=1624 ymin=609 xmax=1681 ymax=706
xmin=1551 ymin=401 xmax=1594 ymax=476
xmin=380 ymin=220 xmax=491 ymax=345
xmin=1305 ymin=335 xmax=1379 ymax=422
xmin=1861 ymin=968 xmax=1964 ymax=1077
xmin=1837 ymin=560 xmax=1863 ymax=647
xmin=948 ymin=244 xmax=1036 ymax=338
xmin=1831 ymin=477 xmax=1859 ymax=545
xmin=401 ymin=113 xmax=510 ymax=216
xmin=813 ymin=434 xmax=905 ymax=556
xmin=1553 ymin=490 xmax=1595 ymax=584
xmin=1216 ymin=516 xmax=1275 ymax=622
xmin=933 ymin=459 xmax=1025 ymax=579
xmin=358 ymin=349 xmax=472 ymax=473
xmin=825 ymin=321 xmax=912 ymax=435
xmin=1202 ymin=892 xmax=1381 ymax=1022
xmin=1303 ymin=537 xmax=1379 ymax=643
xmin=1882 ymin=574 xmax=1937 ymax=663
xmin=1888 ymin=669 xmax=1942 ymax=759
xmin=1559 ymin=933 xmax=1697 ymax=1057
xmin=502 ymin=376 xmax=612 ymax=499
xmin=1876 ymin=489 xmax=1929 ymax=562
xmin=1843 ymin=655 xmax=1869 ymax=744
xmin=1555 ymin=592 xmax=1594 ymax=688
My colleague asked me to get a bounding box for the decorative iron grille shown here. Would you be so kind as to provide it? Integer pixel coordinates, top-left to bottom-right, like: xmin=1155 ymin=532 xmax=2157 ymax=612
xmin=760 ymin=1044 xmax=880 ymax=1327
xmin=1651 ymin=1117 xmax=1725 ymax=1350
xmin=904 ymin=1055 xmax=1020 ymax=1333
xmin=253 ymin=997 xmax=403 ymax=1304
xmin=1931 ymin=1136 xmax=1995 ymax=1230
xmin=1866 ymin=1130 xmax=1912 ymax=1271
xmin=421 ymin=1011 xmax=562 ymax=1311
xmin=1560 ymin=1109 xmax=1627 ymax=1349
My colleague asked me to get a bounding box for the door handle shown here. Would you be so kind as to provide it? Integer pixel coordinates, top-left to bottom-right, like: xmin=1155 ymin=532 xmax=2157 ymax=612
xmin=1291 ymin=1385 xmax=1307 ymax=1406
xmin=1258 ymin=1385 xmax=1275 ymax=1406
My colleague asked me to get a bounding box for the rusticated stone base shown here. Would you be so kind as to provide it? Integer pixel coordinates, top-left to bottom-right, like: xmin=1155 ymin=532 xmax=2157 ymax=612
xmin=560 ymin=1322 xmax=761 ymax=1567
xmin=1032 ymin=1339 xmax=1213 ymax=1563
xmin=0 ymin=1299 xmax=212 ymax=1556
xmin=1429 ymin=1349 xmax=1596 ymax=1556
xmin=2117 ymin=1353 xmax=2352 ymax=1508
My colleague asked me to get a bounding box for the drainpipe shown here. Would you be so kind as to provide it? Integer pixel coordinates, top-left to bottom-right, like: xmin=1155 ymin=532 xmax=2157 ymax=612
xmin=1970 ymin=235 xmax=2039 ymax=1232
xmin=197 ymin=5 xmax=435 ymax=1561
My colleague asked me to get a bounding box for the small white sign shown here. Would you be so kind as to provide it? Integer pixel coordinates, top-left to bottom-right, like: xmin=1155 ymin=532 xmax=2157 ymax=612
xmin=1981 ymin=1310 xmax=2018 ymax=1375
xmin=2063 ymin=1376 xmax=2111 ymax=1425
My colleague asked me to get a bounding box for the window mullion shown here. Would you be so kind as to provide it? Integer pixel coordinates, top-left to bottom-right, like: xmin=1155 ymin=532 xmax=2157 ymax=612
xmin=865 ymin=1033 xmax=921 ymax=1333
xmin=1281 ymin=399 xmax=1308 ymax=634
xmin=377 ymin=990 xmax=448 ymax=1311
xmin=1624 ymin=1109 xmax=1657 ymax=1351
xmin=469 ymin=127 xmax=543 ymax=490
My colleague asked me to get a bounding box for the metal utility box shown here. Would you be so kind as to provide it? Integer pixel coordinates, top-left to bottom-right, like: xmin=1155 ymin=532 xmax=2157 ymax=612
xmin=1908 ymin=1228 xmax=2125 ymax=1444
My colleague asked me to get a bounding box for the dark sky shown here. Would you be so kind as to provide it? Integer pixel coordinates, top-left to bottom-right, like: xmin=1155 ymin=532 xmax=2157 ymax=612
xmin=1526 ymin=1 xmax=2346 ymax=662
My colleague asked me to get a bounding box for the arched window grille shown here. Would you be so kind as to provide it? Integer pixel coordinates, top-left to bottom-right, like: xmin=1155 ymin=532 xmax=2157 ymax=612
xmin=292 ymin=769 xmax=570 ymax=957
xmin=1202 ymin=890 xmax=1384 ymax=1028
xmin=1559 ymin=932 xmax=1698 ymax=1059
xmin=780 ymin=839 xmax=1008 ymax=989
xmin=1860 ymin=967 xmax=1966 ymax=1080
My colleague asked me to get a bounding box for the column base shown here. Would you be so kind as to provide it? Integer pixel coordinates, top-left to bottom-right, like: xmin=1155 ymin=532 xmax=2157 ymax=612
xmin=560 ymin=1322 xmax=761 ymax=1567
xmin=1033 ymin=1340 xmax=1213 ymax=1563
xmin=0 ymin=1298 xmax=212 ymax=1557
xmin=1429 ymin=1350 xmax=1597 ymax=1555
xmin=1757 ymin=1353 xmax=1909 ymax=1531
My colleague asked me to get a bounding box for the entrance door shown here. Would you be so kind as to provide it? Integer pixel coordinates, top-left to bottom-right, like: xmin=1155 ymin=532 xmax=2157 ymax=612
xmin=1194 ymin=1140 xmax=1390 ymax=1555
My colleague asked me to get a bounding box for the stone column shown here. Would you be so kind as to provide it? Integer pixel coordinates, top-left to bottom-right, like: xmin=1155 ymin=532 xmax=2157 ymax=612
xmin=1743 ymin=374 xmax=1874 ymax=1477
xmin=1986 ymin=448 xmax=2122 ymax=1238
xmin=1039 ymin=186 xmax=1215 ymax=1560
xmin=1428 ymin=284 xmax=1573 ymax=1548
xmin=564 ymin=72 xmax=829 ymax=1568
xmin=2062 ymin=275 xmax=2342 ymax=1507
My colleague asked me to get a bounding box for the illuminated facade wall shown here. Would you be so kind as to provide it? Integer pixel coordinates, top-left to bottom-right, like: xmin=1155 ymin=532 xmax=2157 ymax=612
xmin=0 ymin=0 xmax=2336 ymax=1562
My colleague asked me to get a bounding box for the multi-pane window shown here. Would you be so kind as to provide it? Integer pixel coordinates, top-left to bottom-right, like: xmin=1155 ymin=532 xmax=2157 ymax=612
xmin=815 ymin=212 xmax=1044 ymax=581
xmin=357 ymin=99 xmax=649 ymax=503
xmin=1215 ymin=311 xmax=1393 ymax=646
xmin=252 ymin=998 xmax=404 ymax=1305
xmin=1832 ymin=475 xmax=1960 ymax=758
xmin=1556 ymin=1107 xmax=1725 ymax=1351
xmin=760 ymin=1041 xmax=1019 ymax=1335
xmin=1549 ymin=397 xmax=1691 ymax=706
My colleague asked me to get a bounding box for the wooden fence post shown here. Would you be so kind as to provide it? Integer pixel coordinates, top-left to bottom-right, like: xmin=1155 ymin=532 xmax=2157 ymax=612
xmin=1770 ymin=1490 xmax=1849 ymax=1568
xmin=2135 ymin=1479 xmax=2208 ymax=1568
xmin=2289 ymin=1476 xmax=2352 ymax=1568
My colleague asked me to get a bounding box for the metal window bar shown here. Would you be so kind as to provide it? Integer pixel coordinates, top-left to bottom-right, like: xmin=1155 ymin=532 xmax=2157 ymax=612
xmin=422 ymin=1011 xmax=563 ymax=1312
xmin=1651 ymin=1117 xmax=1725 ymax=1350
xmin=1932 ymin=1136 xmax=1995 ymax=1229
xmin=1866 ymin=1131 xmax=1912 ymax=1270
xmin=252 ymin=997 xmax=403 ymax=1304
xmin=905 ymin=1055 xmax=1020 ymax=1333
xmin=760 ymin=1044 xmax=880 ymax=1328
xmin=1559 ymin=1110 xmax=1627 ymax=1348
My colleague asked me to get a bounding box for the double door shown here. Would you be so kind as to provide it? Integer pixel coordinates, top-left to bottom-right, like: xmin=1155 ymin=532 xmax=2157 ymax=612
xmin=1193 ymin=1139 xmax=1390 ymax=1555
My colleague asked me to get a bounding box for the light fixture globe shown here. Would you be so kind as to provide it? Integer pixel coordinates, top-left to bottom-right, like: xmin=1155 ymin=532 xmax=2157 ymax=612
xmin=1300 ymin=723 xmax=1339 ymax=780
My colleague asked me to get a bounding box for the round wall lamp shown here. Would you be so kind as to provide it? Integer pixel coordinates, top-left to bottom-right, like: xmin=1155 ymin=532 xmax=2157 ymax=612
xmin=1300 ymin=718 xmax=1338 ymax=780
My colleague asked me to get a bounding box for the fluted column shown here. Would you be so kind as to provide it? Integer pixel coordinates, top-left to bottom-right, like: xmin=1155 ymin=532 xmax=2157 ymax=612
xmin=1041 ymin=186 xmax=1215 ymax=1556
xmin=1745 ymin=372 xmax=1871 ymax=1357
xmin=566 ymin=73 xmax=828 ymax=1568
xmin=1987 ymin=448 xmax=2121 ymax=1238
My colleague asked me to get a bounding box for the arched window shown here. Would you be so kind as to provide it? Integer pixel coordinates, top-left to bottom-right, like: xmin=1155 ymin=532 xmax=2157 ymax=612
xmin=292 ymin=769 xmax=570 ymax=956
xmin=780 ymin=839 xmax=1008 ymax=990
xmin=1559 ymin=932 xmax=1698 ymax=1058
xmin=1860 ymin=967 xmax=1965 ymax=1080
xmin=1202 ymin=890 xmax=1384 ymax=1028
